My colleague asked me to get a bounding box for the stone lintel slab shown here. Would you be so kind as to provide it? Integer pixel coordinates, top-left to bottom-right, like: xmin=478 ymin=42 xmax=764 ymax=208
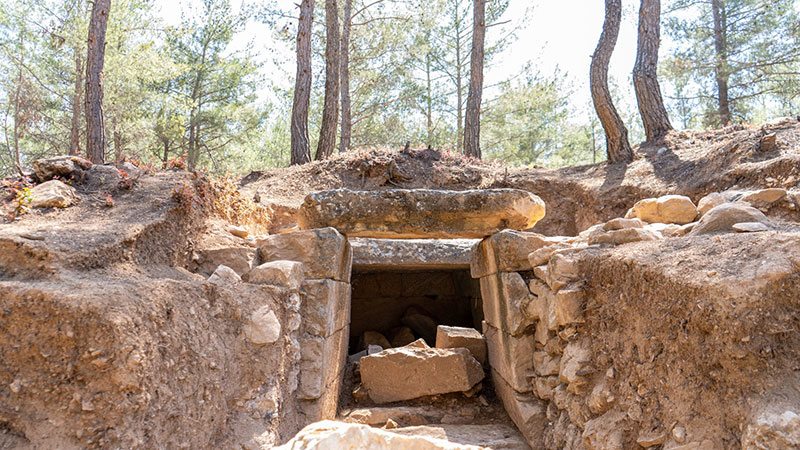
xmin=350 ymin=238 xmax=478 ymax=272
xmin=299 ymin=189 xmax=546 ymax=239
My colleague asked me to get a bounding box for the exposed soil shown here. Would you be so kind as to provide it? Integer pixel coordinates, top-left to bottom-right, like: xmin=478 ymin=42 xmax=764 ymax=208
xmin=242 ymin=119 xmax=800 ymax=235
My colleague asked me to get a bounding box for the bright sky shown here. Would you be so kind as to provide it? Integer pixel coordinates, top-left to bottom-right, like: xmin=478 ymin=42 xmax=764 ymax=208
xmin=158 ymin=1 xmax=645 ymax=111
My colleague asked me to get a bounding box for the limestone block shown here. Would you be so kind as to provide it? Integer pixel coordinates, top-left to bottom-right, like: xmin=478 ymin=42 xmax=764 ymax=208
xmin=628 ymin=195 xmax=698 ymax=225
xmin=603 ymin=218 xmax=644 ymax=231
xmin=589 ymin=228 xmax=662 ymax=246
xmin=388 ymin=327 xmax=416 ymax=348
xmin=742 ymin=410 xmax=800 ymax=449
xmin=689 ymin=203 xmax=773 ymax=235
xmin=479 ymin=272 xmax=535 ymax=335
xmin=205 ymin=265 xmax=241 ymax=285
xmin=227 ymin=224 xmax=248 ymax=238
xmin=257 ymin=227 xmax=351 ymax=281
xmin=300 ymin=279 xmax=351 ymax=338
xmin=697 ymin=193 xmax=726 ymax=217
xmin=352 ymin=238 xmax=476 ymax=271
xmin=401 ymin=310 xmax=438 ymax=345
xmin=298 ymin=328 xmax=348 ymax=401
xmin=587 ymin=380 xmax=615 ymax=415
xmin=483 ymin=322 xmax=535 ymax=393
xmin=740 ymin=188 xmax=787 ymax=205
xmin=559 ymin=340 xmax=592 ymax=394
xmin=245 ymin=260 xmax=304 ymax=291
xmin=360 ymin=347 xmax=484 ymax=403
xmin=534 ymin=376 xmax=559 ymax=401
xmin=533 ymin=351 xmax=560 ymax=377
xmin=435 ymin=325 xmax=487 ymax=365
xmin=582 ymin=411 xmax=627 ymax=450
xmin=30 ymin=180 xmax=80 ymax=208
xmin=298 ymin=188 xmax=546 ymax=239
xmin=32 ymin=155 xmax=91 ymax=181
xmin=359 ymin=331 xmax=391 ymax=350
xmin=554 ymin=287 xmax=585 ymax=326
xmin=275 ymin=420 xmax=488 ymax=450
xmin=470 ymin=230 xmax=566 ymax=278
xmin=528 ymin=242 xmax=573 ymax=268
xmin=242 ymin=306 xmax=281 ymax=345
xmin=491 ymin=369 xmax=547 ymax=449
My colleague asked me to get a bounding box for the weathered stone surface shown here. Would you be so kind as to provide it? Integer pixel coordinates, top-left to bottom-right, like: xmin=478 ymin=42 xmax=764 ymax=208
xmin=299 ymin=279 xmax=352 ymax=339
xmin=697 ymin=192 xmax=726 ymax=217
xmin=689 ymin=203 xmax=773 ymax=235
xmin=275 ymin=420 xmax=487 ymax=450
xmin=479 ymin=272 xmax=534 ymax=335
xmin=30 ymin=180 xmax=80 ymax=208
xmin=257 ymin=227 xmax=351 ymax=281
xmin=401 ymin=307 xmax=439 ymax=345
xmin=206 ymin=264 xmax=241 ymax=284
xmin=435 ymin=325 xmax=487 ymax=365
xmin=582 ymin=411 xmax=626 ymax=450
xmin=32 ymin=155 xmax=91 ymax=181
xmin=227 ymin=224 xmax=248 ymax=238
xmin=627 ymin=195 xmax=698 ymax=225
xmin=483 ymin=322 xmax=534 ymax=393
xmin=732 ymin=222 xmax=772 ymax=233
xmin=242 ymin=305 xmax=281 ymax=345
xmin=553 ymin=288 xmax=585 ymax=326
xmin=299 ymin=189 xmax=546 ymax=239
xmin=528 ymin=242 xmax=573 ymax=268
xmin=471 ymin=231 xmax=566 ymax=278
xmin=533 ymin=351 xmax=560 ymax=377
xmin=388 ymin=424 xmax=532 ymax=450
xmin=352 ymin=238 xmax=476 ymax=271
xmin=589 ymin=228 xmax=662 ymax=246
xmin=740 ymin=188 xmax=787 ymax=205
xmin=603 ymin=218 xmax=644 ymax=231
xmin=298 ymin=328 xmax=348 ymax=404
xmin=742 ymin=410 xmax=800 ymax=449
xmin=760 ymin=133 xmax=778 ymax=151
xmin=360 ymin=346 xmax=484 ymax=403
xmin=245 ymin=260 xmax=303 ymax=291
xmin=491 ymin=369 xmax=547 ymax=449
xmin=559 ymin=340 xmax=592 ymax=394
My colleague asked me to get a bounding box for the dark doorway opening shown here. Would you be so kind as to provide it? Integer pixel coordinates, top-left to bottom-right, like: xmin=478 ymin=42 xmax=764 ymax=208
xmin=348 ymin=269 xmax=483 ymax=353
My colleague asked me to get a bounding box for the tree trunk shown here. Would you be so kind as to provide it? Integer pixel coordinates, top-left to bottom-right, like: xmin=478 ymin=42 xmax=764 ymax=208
xmin=711 ymin=0 xmax=731 ymax=125
xmin=339 ymin=0 xmax=352 ymax=154
xmin=455 ymin=4 xmax=463 ymax=153
xmin=315 ymin=0 xmax=340 ymax=161
xmin=291 ymin=0 xmax=315 ymax=166
xmin=426 ymin=52 xmax=433 ymax=147
xmin=633 ymin=0 xmax=672 ymax=141
xmin=85 ymin=0 xmax=111 ymax=164
xmin=463 ymin=0 xmax=485 ymax=159
xmin=69 ymin=49 xmax=83 ymax=156
xmin=590 ymin=0 xmax=634 ymax=163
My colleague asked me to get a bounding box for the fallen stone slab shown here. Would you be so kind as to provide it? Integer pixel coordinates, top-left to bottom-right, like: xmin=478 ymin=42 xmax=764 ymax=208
xmin=360 ymin=346 xmax=484 ymax=403
xmin=351 ymin=238 xmax=477 ymax=271
xmin=435 ymin=325 xmax=487 ymax=365
xmin=298 ymin=189 xmax=546 ymax=239
xmin=626 ymin=195 xmax=698 ymax=225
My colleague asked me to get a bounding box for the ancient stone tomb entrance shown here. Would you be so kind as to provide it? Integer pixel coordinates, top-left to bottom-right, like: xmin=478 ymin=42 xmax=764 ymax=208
xmin=348 ymin=238 xmax=482 ymax=354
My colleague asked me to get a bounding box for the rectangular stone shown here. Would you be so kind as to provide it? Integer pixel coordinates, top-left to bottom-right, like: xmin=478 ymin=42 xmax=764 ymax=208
xmin=479 ymin=273 xmax=535 ymax=336
xmin=298 ymin=328 xmax=348 ymax=401
xmin=533 ymin=351 xmax=561 ymax=377
xmin=257 ymin=227 xmax=351 ymax=281
xmin=435 ymin=325 xmax=487 ymax=365
xmin=554 ymin=288 xmax=585 ymax=327
xmin=491 ymin=369 xmax=546 ymax=449
xmin=300 ymin=279 xmax=351 ymax=337
xmin=471 ymin=230 xmax=567 ymax=278
xmin=483 ymin=322 xmax=535 ymax=393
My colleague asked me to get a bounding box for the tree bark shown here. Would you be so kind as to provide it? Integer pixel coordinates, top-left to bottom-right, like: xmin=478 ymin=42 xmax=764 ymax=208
xmin=463 ymin=0 xmax=485 ymax=159
xmin=711 ymin=0 xmax=731 ymax=125
xmin=455 ymin=4 xmax=463 ymax=154
xmin=85 ymin=0 xmax=111 ymax=164
xmin=590 ymin=0 xmax=634 ymax=163
xmin=69 ymin=48 xmax=83 ymax=156
xmin=315 ymin=0 xmax=340 ymax=161
xmin=633 ymin=0 xmax=672 ymax=141
xmin=339 ymin=0 xmax=352 ymax=154
xmin=291 ymin=0 xmax=315 ymax=166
